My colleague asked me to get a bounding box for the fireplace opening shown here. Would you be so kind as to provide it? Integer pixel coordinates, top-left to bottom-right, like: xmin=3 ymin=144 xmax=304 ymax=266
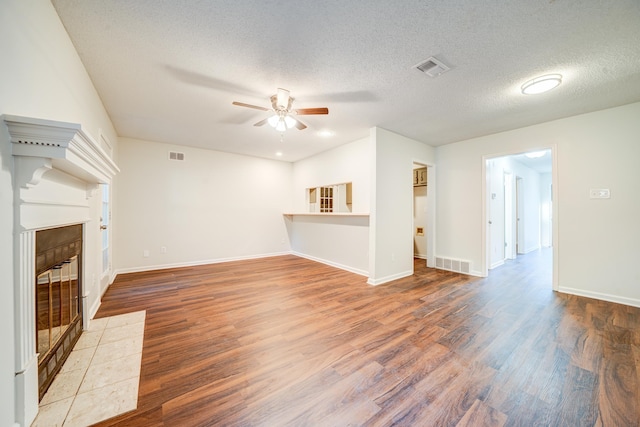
xmin=35 ymin=224 xmax=83 ymax=400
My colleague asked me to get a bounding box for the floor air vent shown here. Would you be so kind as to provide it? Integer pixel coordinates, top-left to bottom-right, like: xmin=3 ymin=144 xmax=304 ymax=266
xmin=169 ymin=151 xmax=185 ymax=161
xmin=435 ymin=256 xmax=471 ymax=274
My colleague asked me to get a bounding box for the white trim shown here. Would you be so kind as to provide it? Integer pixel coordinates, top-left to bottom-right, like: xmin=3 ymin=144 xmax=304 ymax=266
xmin=521 ymin=245 xmax=541 ymax=254
xmin=4 ymin=115 xmax=120 ymax=427
xmin=4 ymin=115 xmax=119 ymax=185
xmin=367 ymin=270 xmax=413 ymax=286
xmin=490 ymin=259 xmax=505 ymax=269
xmin=88 ymin=294 xmax=102 ymax=322
xmin=14 ymin=356 xmax=38 ymax=427
xmin=558 ymin=287 xmax=640 ymax=309
xmin=113 ymin=251 xmax=292 ymax=277
xmin=291 ymin=251 xmax=369 ymax=277
xmin=482 ymin=145 xmax=559 ymax=291
xmin=283 ymin=212 xmax=369 ymax=217
xmin=113 ymin=251 xmax=370 ymax=284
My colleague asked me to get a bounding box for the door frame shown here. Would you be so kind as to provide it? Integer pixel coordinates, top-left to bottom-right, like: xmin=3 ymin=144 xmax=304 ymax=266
xmin=481 ymin=145 xmax=559 ymax=291
xmin=504 ymin=171 xmax=516 ymax=260
xmin=411 ymin=160 xmax=436 ymax=269
xmin=516 ymin=176 xmax=525 ymax=254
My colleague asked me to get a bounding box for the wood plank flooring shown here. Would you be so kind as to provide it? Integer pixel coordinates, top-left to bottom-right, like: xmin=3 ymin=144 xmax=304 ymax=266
xmin=92 ymin=250 xmax=640 ymax=426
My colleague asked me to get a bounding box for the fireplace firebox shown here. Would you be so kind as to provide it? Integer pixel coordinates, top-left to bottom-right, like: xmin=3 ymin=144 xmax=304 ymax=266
xmin=35 ymin=224 xmax=83 ymax=399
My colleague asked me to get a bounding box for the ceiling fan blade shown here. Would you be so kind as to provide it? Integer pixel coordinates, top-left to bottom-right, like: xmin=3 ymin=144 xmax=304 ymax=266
xmin=232 ymin=101 xmax=269 ymax=111
xmin=295 ymin=107 xmax=329 ymax=115
xmin=292 ymin=117 xmax=307 ymax=130
xmin=253 ymin=118 xmax=269 ymax=127
xmin=276 ymin=88 xmax=290 ymax=109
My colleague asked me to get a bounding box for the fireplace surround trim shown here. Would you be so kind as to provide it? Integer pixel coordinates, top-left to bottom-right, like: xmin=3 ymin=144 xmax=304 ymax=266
xmin=4 ymin=114 xmax=119 ymax=188
xmin=4 ymin=115 xmax=119 ymax=426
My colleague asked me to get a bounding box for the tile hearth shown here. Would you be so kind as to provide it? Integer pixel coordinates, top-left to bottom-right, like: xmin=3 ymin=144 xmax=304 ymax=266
xmin=32 ymin=311 xmax=146 ymax=427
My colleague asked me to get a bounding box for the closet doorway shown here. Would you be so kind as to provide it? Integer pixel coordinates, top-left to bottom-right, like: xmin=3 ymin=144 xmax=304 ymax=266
xmin=412 ymin=162 xmax=435 ymax=269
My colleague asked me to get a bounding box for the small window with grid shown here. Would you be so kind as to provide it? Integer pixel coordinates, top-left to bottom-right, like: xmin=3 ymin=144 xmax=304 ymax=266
xmin=320 ymin=186 xmax=334 ymax=213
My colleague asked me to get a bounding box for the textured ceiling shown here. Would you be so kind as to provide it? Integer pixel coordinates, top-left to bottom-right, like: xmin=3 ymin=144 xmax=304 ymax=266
xmin=51 ymin=0 xmax=640 ymax=162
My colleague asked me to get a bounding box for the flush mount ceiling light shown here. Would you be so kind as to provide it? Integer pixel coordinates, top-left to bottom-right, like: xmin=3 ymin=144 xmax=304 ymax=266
xmin=521 ymin=74 xmax=562 ymax=95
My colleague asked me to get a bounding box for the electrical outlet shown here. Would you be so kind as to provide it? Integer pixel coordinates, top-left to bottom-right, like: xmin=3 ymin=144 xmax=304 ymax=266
xmin=589 ymin=188 xmax=610 ymax=199
xmin=161 ymin=246 xmax=167 ymax=254
xmin=143 ymin=250 xmax=149 ymax=257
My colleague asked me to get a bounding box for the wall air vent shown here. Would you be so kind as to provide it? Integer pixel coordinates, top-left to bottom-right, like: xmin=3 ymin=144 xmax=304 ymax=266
xmin=168 ymin=151 xmax=185 ymax=161
xmin=414 ymin=56 xmax=451 ymax=77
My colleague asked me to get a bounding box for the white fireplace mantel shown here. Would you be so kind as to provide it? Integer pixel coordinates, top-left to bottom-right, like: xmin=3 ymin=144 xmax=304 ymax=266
xmin=4 ymin=115 xmax=119 ymax=427
xmin=3 ymin=115 xmax=119 ymax=188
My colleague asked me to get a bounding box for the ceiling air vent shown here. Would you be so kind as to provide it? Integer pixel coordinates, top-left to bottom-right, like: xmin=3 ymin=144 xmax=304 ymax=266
xmin=168 ymin=151 xmax=185 ymax=161
xmin=414 ymin=56 xmax=450 ymax=77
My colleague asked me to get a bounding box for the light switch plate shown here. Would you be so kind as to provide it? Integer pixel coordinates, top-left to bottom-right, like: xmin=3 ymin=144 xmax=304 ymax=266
xmin=589 ymin=188 xmax=610 ymax=199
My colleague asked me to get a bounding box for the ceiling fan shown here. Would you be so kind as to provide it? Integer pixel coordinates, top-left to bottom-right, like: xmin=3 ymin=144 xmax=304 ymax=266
xmin=232 ymin=88 xmax=328 ymax=131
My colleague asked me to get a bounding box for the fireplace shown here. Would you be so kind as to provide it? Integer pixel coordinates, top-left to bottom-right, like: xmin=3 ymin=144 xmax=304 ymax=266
xmin=4 ymin=115 xmax=119 ymax=426
xmin=35 ymin=224 xmax=83 ymax=399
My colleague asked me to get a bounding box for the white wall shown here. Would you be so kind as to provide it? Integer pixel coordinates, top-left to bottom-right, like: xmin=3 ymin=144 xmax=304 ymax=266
xmin=289 ymin=137 xmax=370 ymax=274
xmin=369 ymin=127 xmax=435 ymax=284
xmin=114 ymin=138 xmax=292 ymax=272
xmin=436 ymin=102 xmax=640 ymax=306
xmin=0 ymin=2 xmax=119 ymax=425
xmin=291 ymin=137 xmax=370 ymax=213
xmin=287 ymin=215 xmax=370 ymax=275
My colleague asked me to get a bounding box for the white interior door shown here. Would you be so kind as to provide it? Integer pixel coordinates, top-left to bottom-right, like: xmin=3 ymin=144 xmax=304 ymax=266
xmin=516 ymin=176 xmax=525 ymax=254
xmin=504 ymin=172 xmax=516 ymax=260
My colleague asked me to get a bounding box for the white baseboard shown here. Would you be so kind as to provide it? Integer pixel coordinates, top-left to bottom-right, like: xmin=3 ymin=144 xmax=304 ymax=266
xmin=88 ymin=297 xmax=101 ymax=321
xmin=490 ymin=259 xmax=505 ymax=269
xmin=15 ymin=356 xmax=38 ymax=427
xmin=290 ymin=251 xmax=369 ymax=277
xmin=367 ymin=270 xmax=413 ymax=286
xmin=558 ymin=286 xmax=640 ymax=308
xmin=113 ymin=251 xmax=291 ymax=279
xmin=520 ymin=245 xmax=541 ymax=255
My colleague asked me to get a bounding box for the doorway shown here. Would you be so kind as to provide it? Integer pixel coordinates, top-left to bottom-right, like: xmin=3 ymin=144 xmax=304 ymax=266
xmin=504 ymin=172 xmax=516 ymax=260
xmin=412 ymin=162 xmax=435 ymax=269
xmin=516 ymin=176 xmax=525 ymax=254
xmin=483 ymin=149 xmax=556 ymax=287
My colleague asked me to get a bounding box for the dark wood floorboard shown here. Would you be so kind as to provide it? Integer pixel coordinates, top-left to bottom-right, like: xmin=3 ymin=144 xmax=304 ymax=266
xmin=91 ymin=250 xmax=640 ymax=426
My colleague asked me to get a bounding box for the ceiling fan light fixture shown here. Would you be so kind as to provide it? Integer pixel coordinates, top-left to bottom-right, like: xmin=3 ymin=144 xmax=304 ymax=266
xmin=284 ymin=115 xmax=296 ymax=129
xmin=267 ymin=115 xmax=279 ymax=127
xmin=233 ymin=88 xmax=327 ymax=133
xmin=276 ymin=88 xmax=290 ymax=109
xmin=275 ymin=119 xmax=287 ymax=132
xmin=521 ymin=74 xmax=562 ymax=95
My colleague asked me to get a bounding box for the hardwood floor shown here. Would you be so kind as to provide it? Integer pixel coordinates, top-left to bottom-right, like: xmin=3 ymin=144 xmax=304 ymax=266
xmin=92 ymin=250 xmax=639 ymax=426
